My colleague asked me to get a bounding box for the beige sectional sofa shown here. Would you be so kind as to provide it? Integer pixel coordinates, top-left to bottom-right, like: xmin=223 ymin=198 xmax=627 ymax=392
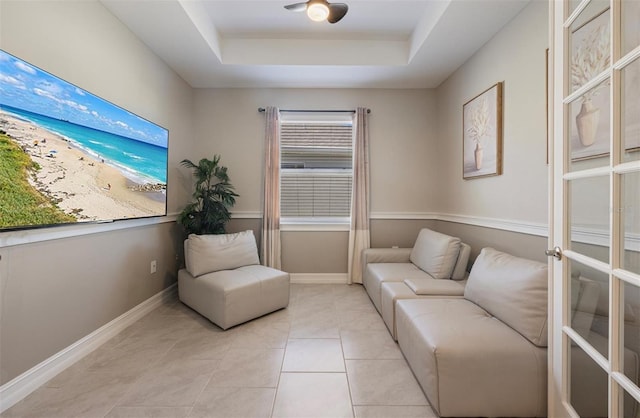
xmin=396 ymin=248 xmax=548 ymax=417
xmin=396 ymin=247 xmax=638 ymax=418
xmin=362 ymin=228 xmax=470 ymax=339
xmin=363 ymin=232 xmax=639 ymax=417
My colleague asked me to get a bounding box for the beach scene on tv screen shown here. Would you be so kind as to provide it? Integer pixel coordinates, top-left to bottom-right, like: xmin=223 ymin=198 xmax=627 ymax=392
xmin=0 ymin=50 xmax=168 ymax=230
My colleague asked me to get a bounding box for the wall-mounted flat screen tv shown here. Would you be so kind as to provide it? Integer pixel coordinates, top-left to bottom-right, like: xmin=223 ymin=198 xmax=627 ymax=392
xmin=0 ymin=49 xmax=168 ymax=231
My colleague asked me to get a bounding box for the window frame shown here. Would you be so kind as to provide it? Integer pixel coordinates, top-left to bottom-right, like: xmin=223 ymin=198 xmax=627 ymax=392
xmin=279 ymin=112 xmax=354 ymax=230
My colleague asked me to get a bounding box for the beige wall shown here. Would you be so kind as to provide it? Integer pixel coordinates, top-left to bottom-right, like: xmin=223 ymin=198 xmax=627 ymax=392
xmin=371 ymin=219 xmax=437 ymax=249
xmin=226 ymin=219 xmax=438 ymax=274
xmin=427 ymin=0 xmax=549 ymax=265
xmin=0 ymin=223 xmax=181 ymax=384
xmin=192 ymin=88 xmax=438 ymax=214
xmin=193 ymin=88 xmax=440 ymax=272
xmin=0 ymin=0 xmax=193 ymax=384
xmin=434 ymin=0 xmax=549 ymax=224
xmin=434 ymin=221 xmax=548 ymax=265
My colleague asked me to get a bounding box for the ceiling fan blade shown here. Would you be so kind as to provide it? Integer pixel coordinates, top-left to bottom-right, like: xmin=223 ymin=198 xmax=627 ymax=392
xmin=327 ymin=3 xmax=348 ymax=23
xmin=284 ymin=2 xmax=308 ymax=12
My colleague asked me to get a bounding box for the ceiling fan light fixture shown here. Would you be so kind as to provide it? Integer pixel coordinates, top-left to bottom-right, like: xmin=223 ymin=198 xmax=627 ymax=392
xmin=307 ymin=2 xmax=330 ymax=21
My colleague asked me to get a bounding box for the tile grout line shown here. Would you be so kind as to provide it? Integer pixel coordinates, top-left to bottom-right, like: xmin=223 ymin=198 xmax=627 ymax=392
xmin=269 ymin=312 xmax=290 ymax=418
xmin=6 ymin=285 xmax=435 ymax=418
xmin=100 ymin=311 xmax=185 ymax=418
xmin=337 ymin=304 xmax=357 ymax=418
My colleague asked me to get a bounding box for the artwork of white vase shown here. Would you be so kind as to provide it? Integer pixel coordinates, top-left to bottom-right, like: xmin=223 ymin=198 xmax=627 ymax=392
xmin=474 ymin=142 xmax=483 ymax=170
xmin=576 ymin=98 xmax=600 ymax=147
xmin=467 ymin=97 xmax=490 ymax=171
xmin=571 ymin=20 xmax=609 ymax=149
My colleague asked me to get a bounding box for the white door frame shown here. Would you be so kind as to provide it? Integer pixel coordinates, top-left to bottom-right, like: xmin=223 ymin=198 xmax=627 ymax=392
xmin=549 ymin=1 xmax=574 ymax=415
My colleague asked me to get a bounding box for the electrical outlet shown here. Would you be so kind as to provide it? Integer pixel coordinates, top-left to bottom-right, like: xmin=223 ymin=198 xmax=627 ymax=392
xmin=150 ymin=260 xmax=157 ymax=274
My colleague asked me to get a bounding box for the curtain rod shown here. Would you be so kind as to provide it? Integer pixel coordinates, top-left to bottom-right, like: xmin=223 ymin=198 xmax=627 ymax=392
xmin=258 ymin=107 xmax=371 ymax=114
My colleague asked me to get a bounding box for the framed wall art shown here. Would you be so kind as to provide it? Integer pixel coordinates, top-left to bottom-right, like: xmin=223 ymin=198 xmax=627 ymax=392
xmin=463 ymin=82 xmax=503 ymax=179
xmin=568 ymin=3 xmax=640 ymax=163
xmin=569 ymin=7 xmax=611 ymax=161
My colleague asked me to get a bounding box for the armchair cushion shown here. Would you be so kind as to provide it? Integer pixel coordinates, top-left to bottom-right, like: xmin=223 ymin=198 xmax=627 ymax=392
xmin=464 ymin=247 xmax=548 ymax=347
xmin=409 ymin=229 xmax=461 ymax=279
xmin=184 ymin=230 xmax=260 ymax=277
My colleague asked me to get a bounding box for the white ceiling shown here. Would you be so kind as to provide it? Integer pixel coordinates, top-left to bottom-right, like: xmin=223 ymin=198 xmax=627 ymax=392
xmin=100 ymin=0 xmax=530 ymax=89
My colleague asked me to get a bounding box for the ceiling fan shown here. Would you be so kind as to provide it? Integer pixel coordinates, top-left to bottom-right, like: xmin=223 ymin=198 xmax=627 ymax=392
xmin=284 ymin=0 xmax=349 ymax=24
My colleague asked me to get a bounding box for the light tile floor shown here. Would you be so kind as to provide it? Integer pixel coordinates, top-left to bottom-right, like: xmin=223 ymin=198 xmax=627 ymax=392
xmin=2 ymin=284 xmax=437 ymax=418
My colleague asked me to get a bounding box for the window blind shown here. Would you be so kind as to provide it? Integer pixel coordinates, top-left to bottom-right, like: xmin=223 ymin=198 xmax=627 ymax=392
xmin=280 ymin=121 xmax=353 ymax=219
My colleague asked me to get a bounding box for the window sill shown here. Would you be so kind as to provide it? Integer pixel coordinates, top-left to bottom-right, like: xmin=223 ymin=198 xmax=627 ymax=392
xmin=281 ymin=218 xmax=350 ymax=232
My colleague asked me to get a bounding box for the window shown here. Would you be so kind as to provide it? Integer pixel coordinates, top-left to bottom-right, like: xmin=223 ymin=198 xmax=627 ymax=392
xmin=280 ymin=113 xmax=353 ymax=224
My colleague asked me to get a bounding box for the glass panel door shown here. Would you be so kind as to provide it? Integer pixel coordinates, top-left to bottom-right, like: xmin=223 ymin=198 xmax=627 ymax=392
xmin=550 ymin=0 xmax=640 ymax=416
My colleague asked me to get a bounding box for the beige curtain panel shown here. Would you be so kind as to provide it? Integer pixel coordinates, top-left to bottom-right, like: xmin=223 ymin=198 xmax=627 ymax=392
xmin=347 ymin=107 xmax=371 ymax=284
xmin=261 ymin=106 xmax=282 ymax=269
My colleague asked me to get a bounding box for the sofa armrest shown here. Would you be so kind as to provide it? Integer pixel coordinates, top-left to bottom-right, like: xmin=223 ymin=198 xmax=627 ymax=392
xmin=404 ymin=278 xmax=465 ymax=296
xmin=362 ymin=248 xmax=412 ymax=265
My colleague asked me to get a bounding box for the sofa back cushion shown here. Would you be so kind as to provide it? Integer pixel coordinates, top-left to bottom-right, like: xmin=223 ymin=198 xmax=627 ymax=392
xmin=185 ymin=230 xmax=260 ymax=277
xmin=410 ymin=228 xmax=461 ymax=279
xmin=464 ymin=248 xmax=548 ymax=346
xmin=451 ymin=242 xmax=471 ymax=280
xmin=571 ymin=275 xmax=600 ymax=336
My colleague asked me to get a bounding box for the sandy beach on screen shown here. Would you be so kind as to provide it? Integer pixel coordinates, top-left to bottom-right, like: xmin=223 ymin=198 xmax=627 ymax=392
xmin=0 ymin=110 xmax=165 ymax=222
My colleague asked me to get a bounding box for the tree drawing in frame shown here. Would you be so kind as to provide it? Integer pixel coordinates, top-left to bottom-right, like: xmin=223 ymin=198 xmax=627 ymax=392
xmin=621 ymin=0 xmax=640 ymax=161
xmin=463 ymin=82 xmax=503 ymax=179
xmin=569 ymin=8 xmax=611 ymax=161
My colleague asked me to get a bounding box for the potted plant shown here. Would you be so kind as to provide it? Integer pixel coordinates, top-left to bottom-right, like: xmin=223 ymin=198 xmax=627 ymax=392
xmin=178 ymin=155 xmax=239 ymax=235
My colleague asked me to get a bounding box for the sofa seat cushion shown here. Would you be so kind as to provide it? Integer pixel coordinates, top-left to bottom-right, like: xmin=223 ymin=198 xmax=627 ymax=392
xmin=464 ymin=247 xmax=548 ymax=347
xmin=380 ymin=281 xmax=464 ymax=341
xmin=363 ymin=263 xmax=432 ymax=311
xmin=380 ymin=282 xmax=423 ymax=340
xmin=404 ymin=278 xmax=465 ymax=296
xmin=410 ymin=229 xmax=461 ymax=279
xmin=396 ymin=298 xmax=547 ymax=418
xmin=178 ymin=265 xmax=290 ymax=330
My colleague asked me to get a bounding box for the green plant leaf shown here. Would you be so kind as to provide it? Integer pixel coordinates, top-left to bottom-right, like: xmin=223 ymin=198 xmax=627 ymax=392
xmin=178 ymin=154 xmax=238 ymax=235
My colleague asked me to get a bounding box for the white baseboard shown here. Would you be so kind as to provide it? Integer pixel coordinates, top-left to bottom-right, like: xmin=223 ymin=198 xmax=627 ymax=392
xmin=290 ymin=273 xmax=349 ymax=284
xmin=0 ymin=284 xmax=177 ymax=413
